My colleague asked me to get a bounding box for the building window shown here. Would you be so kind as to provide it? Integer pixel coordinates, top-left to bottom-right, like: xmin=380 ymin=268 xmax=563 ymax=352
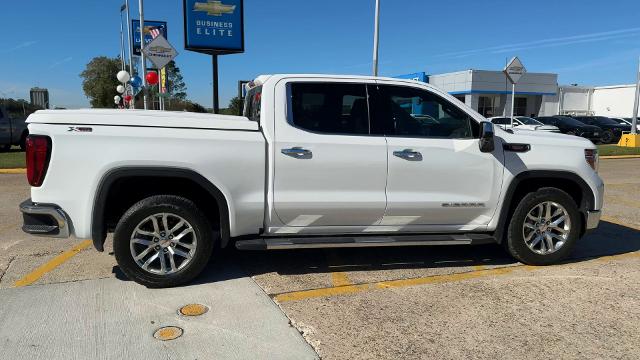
xmin=514 ymin=97 xmax=527 ymax=116
xmin=478 ymin=96 xmax=498 ymax=117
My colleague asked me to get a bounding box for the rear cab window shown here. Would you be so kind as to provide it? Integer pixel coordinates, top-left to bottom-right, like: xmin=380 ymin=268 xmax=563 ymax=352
xmin=288 ymin=82 xmax=369 ymax=135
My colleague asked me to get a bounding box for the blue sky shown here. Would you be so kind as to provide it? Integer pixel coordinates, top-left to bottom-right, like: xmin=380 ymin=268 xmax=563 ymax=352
xmin=1 ymin=0 xmax=640 ymax=108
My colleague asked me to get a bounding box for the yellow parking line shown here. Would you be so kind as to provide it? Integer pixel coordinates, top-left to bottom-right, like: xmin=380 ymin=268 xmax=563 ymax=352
xmin=273 ymin=250 xmax=640 ymax=303
xmin=600 ymin=155 xmax=640 ymax=160
xmin=331 ymin=272 xmax=352 ymax=287
xmin=0 ymin=168 xmax=26 ymax=174
xmin=13 ymin=240 xmax=92 ymax=287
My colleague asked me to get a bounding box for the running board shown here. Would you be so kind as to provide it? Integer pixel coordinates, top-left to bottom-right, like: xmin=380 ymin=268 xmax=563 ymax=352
xmin=235 ymin=233 xmax=496 ymax=250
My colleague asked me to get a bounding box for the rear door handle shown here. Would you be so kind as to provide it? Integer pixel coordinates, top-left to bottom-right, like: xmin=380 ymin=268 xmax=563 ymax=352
xmin=281 ymin=147 xmax=312 ymax=159
xmin=393 ymin=149 xmax=422 ymax=161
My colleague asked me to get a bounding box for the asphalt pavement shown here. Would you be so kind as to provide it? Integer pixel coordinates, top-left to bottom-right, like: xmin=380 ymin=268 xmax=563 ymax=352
xmin=0 ymin=158 xmax=639 ymax=359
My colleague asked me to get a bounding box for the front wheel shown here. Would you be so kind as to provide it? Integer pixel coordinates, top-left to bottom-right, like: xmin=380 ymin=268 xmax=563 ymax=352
xmin=505 ymin=188 xmax=581 ymax=265
xmin=113 ymin=195 xmax=215 ymax=288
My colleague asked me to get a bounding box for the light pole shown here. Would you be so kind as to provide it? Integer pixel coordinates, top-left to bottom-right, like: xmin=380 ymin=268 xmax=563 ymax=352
xmin=138 ymin=0 xmax=148 ymax=110
xmin=124 ymin=0 xmax=135 ymax=109
xmin=372 ymin=0 xmax=380 ymax=76
xmin=119 ymin=5 xmax=125 ymax=71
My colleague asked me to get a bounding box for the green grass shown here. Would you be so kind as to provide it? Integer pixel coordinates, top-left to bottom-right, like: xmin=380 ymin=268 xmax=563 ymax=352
xmin=598 ymin=144 xmax=640 ymax=157
xmin=0 ymin=148 xmax=25 ymax=168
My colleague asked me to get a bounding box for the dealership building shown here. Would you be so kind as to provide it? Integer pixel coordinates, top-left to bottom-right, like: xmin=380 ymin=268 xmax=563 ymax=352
xmin=402 ymin=70 xmax=638 ymax=118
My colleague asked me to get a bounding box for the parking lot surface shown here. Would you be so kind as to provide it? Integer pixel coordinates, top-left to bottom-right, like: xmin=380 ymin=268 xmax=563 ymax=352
xmin=0 ymin=158 xmax=639 ymax=359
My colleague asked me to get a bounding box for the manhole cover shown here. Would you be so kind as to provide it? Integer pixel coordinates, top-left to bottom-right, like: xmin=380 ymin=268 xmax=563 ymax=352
xmin=153 ymin=326 xmax=183 ymax=341
xmin=179 ymin=303 xmax=209 ymax=316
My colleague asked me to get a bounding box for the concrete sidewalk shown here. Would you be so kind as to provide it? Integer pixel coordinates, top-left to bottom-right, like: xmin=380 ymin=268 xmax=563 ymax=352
xmin=0 ymin=272 xmax=317 ymax=360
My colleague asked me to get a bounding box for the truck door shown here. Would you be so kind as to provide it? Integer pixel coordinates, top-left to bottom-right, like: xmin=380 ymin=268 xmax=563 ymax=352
xmin=371 ymin=83 xmax=504 ymax=230
xmin=271 ymin=79 xmax=387 ymax=231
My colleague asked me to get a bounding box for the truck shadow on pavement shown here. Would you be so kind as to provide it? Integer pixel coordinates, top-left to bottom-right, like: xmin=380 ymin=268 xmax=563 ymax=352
xmin=227 ymin=221 xmax=640 ymax=280
xmin=112 ymin=221 xmax=639 ymax=285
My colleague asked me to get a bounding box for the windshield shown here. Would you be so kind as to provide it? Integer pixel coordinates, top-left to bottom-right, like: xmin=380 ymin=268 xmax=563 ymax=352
xmin=516 ymin=116 xmax=542 ymax=125
xmin=557 ymin=117 xmax=588 ymax=126
xmin=592 ymin=117 xmax=620 ymax=125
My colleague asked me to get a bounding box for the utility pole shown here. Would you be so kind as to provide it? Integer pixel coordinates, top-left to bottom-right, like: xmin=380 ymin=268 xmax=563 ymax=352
xmin=632 ymin=56 xmax=640 ymax=134
xmin=372 ymin=0 xmax=380 ymax=76
xmin=125 ymin=0 xmax=135 ymax=109
xmin=138 ymin=0 xmax=148 ymax=110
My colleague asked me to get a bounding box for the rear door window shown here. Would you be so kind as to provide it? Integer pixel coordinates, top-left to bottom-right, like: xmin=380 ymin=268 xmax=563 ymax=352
xmin=288 ymin=83 xmax=370 ymax=135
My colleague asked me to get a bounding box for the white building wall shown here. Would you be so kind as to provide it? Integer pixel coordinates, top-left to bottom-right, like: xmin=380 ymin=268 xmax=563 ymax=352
xmin=591 ymin=85 xmax=636 ymax=117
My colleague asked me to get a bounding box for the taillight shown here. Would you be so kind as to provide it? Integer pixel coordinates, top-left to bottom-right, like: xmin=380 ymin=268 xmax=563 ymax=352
xmin=585 ymin=148 xmax=598 ymax=172
xmin=26 ymin=135 xmax=52 ymax=187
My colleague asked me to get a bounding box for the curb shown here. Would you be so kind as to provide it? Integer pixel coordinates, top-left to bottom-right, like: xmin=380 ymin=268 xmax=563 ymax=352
xmin=0 ymin=168 xmax=26 ymax=174
xmin=600 ymin=155 xmax=640 ymax=160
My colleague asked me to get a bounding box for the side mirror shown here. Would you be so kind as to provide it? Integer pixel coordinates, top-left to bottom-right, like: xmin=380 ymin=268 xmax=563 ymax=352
xmin=479 ymin=121 xmax=495 ymax=153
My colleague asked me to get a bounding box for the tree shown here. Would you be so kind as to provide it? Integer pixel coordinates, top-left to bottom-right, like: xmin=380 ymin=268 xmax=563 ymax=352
xmin=0 ymin=98 xmax=42 ymax=119
xmin=80 ymin=56 xmax=121 ymax=108
xmin=164 ymin=61 xmax=187 ymax=100
xmin=220 ymin=96 xmax=243 ymax=115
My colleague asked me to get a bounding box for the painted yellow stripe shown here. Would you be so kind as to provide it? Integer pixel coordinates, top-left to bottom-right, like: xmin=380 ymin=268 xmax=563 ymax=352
xmin=274 ymin=284 xmax=371 ymax=303
xmin=600 ymin=155 xmax=640 ymax=159
xmin=0 ymin=168 xmax=26 ymax=174
xmin=13 ymin=240 xmax=92 ymax=287
xmin=273 ymin=250 xmax=640 ymax=303
xmin=331 ymin=272 xmax=352 ymax=287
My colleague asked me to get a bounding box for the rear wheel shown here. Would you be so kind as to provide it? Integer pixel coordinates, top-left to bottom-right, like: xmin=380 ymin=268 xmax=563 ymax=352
xmin=113 ymin=195 xmax=215 ymax=288
xmin=505 ymin=188 xmax=581 ymax=265
xmin=601 ymin=130 xmax=614 ymax=144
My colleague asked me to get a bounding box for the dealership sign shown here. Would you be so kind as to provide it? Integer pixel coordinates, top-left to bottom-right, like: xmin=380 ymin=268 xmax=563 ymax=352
xmin=183 ymin=0 xmax=244 ymax=54
xmin=132 ymin=20 xmax=168 ymax=56
xmin=503 ymin=57 xmax=526 ymax=84
xmin=143 ymin=35 xmax=178 ymax=70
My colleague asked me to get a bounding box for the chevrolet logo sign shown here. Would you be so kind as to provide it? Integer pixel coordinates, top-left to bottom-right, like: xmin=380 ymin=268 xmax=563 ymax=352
xmin=193 ymin=0 xmax=236 ymax=16
xmin=148 ymin=46 xmax=172 ymax=54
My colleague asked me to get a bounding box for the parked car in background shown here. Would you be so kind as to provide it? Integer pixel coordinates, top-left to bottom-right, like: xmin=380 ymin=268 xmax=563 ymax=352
xmin=0 ymin=105 xmax=28 ymax=151
xmin=572 ymin=116 xmax=630 ymax=144
xmin=610 ymin=117 xmax=632 ymax=126
xmin=489 ymin=116 xmax=560 ymax=132
xmin=536 ymin=116 xmax=602 ymax=142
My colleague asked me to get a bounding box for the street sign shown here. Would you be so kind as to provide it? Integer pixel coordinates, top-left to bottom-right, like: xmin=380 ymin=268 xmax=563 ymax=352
xmin=503 ymin=57 xmax=526 ymax=84
xmin=183 ymin=0 xmax=244 ymax=55
xmin=142 ymin=35 xmax=178 ymax=70
xmin=132 ymin=20 xmax=168 ymax=56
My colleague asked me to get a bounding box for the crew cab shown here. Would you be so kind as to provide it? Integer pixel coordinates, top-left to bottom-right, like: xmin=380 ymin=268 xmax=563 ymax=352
xmin=20 ymin=74 xmax=604 ymax=287
xmin=0 ymin=105 xmax=28 ymax=151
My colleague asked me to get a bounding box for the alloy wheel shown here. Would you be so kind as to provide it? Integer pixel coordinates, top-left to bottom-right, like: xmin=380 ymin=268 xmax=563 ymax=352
xmin=522 ymin=201 xmax=571 ymax=255
xmin=129 ymin=213 xmax=197 ymax=275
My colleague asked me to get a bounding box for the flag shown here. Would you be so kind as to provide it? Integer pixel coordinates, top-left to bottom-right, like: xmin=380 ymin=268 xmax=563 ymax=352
xmin=120 ymin=3 xmax=126 ymax=11
xmin=148 ymin=26 xmax=161 ymax=39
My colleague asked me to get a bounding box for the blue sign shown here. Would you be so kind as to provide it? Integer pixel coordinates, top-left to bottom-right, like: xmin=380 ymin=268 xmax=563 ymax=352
xmin=394 ymin=72 xmax=428 ymax=82
xmin=132 ymin=20 xmax=168 ymax=56
xmin=183 ymin=0 xmax=244 ymax=54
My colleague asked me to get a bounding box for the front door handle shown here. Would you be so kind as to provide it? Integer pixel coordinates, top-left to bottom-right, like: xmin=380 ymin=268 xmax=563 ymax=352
xmin=393 ymin=149 xmax=422 ymax=161
xmin=281 ymin=147 xmax=312 ymax=159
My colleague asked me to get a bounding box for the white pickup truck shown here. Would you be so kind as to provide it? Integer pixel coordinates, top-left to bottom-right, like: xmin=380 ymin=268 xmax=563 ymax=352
xmin=20 ymin=74 xmax=604 ymax=287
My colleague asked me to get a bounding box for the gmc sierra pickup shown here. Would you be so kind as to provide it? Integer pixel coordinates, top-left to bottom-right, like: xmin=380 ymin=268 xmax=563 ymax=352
xmin=20 ymin=74 xmax=604 ymax=287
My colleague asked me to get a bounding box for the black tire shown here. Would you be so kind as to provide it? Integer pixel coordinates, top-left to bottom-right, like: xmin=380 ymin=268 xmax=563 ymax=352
xmin=113 ymin=195 xmax=215 ymax=288
xmin=505 ymin=188 xmax=581 ymax=265
xmin=601 ymin=130 xmax=614 ymax=144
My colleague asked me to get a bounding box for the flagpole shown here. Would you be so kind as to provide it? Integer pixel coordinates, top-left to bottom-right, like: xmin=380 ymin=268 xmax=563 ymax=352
xmin=119 ymin=10 xmax=125 ymax=71
xmin=139 ymin=0 xmax=148 ymax=110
